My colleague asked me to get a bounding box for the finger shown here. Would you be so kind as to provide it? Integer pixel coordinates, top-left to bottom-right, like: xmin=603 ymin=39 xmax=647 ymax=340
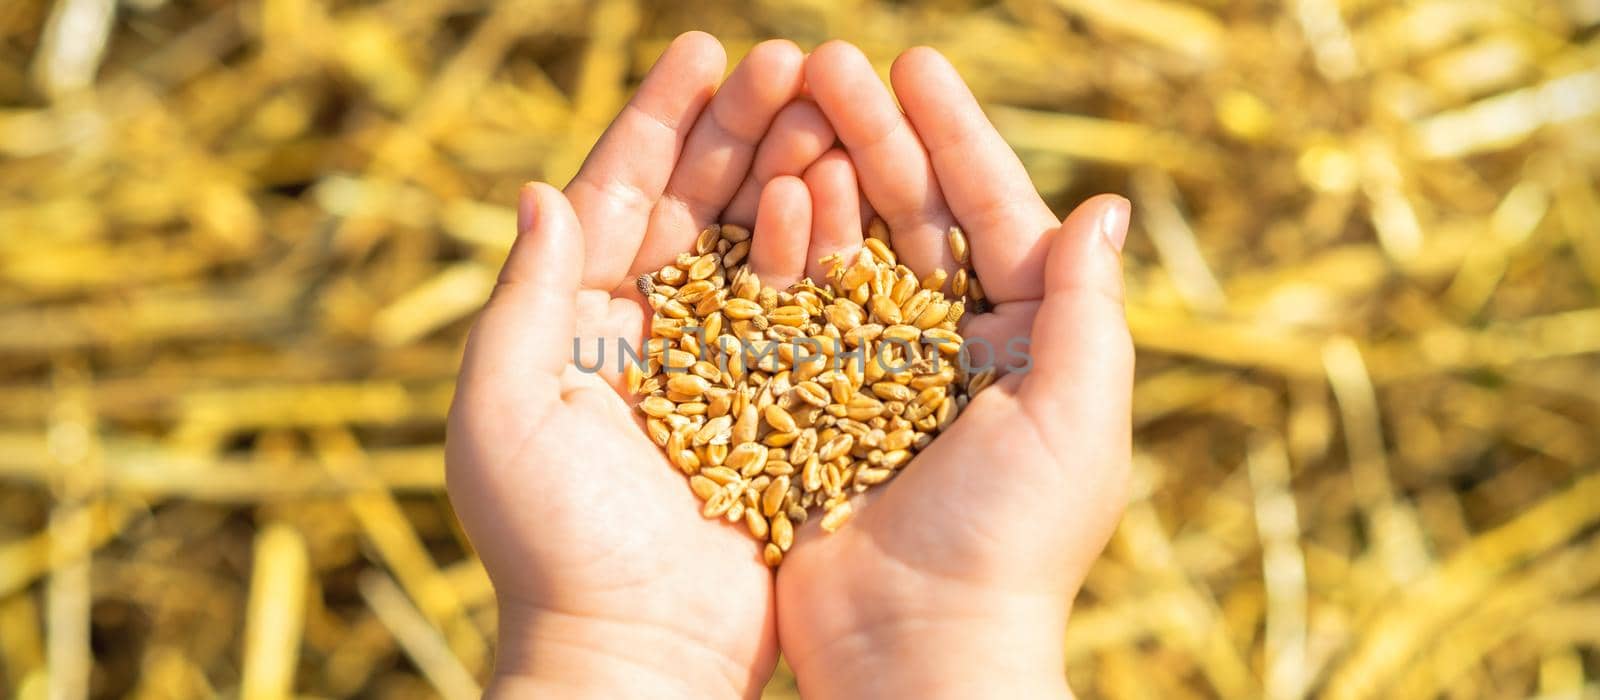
xmin=633 ymin=40 xmax=806 ymax=277
xmin=1018 ymin=195 xmax=1132 ymax=422
xmin=460 ymin=183 xmax=585 ymax=408
xmin=802 ymin=149 xmax=864 ymax=281
xmin=891 ymin=47 xmax=1058 ymax=303
xmin=805 ymin=40 xmax=955 ymax=276
xmin=563 ymin=31 xmax=725 ymax=291
xmin=723 ymin=100 xmax=837 ymax=226
xmin=747 ymin=176 xmax=813 ymax=287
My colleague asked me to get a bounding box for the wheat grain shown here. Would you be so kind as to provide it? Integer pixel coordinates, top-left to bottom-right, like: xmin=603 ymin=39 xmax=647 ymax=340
xmin=947 ymin=226 xmax=969 ymax=266
xmin=695 ymin=226 xmax=720 ymax=255
xmin=744 ymin=508 xmax=770 ymax=539
xmin=771 ymin=512 xmax=794 ymax=552
xmin=820 ymin=502 xmax=853 ymax=532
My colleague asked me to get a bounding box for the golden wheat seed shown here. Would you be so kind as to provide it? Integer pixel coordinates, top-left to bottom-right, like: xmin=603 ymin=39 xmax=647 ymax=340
xmin=676 ymin=279 xmax=715 ymax=304
xmin=913 ymin=301 xmax=950 ymax=330
xmin=745 ymin=508 xmax=770 ymax=539
xmin=690 ymin=360 xmax=719 ymax=380
xmin=667 ymin=373 xmax=711 ymax=396
xmin=689 ymin=475 xmax=720 ymax=501
xmin=820 ymin=502 xmax=853 ymax=532
xmin=672 ymin=448 xmax=700 ymax=474
xmin=867 ymin=217 xmax=890 ymax=243
xmin=734 ymin=272 xmax=761 ymax=301
xmin=761 ymin=475 xmax=790 ymax=517
xmin=864 ymin=237 xmax=896 ymax=267
xmin=694 ymin=415 xmax=733 ymax=446
xmin=722 ymin=298 xmax=760 ymax=320
xmin=723 ymin=239 xmax=751 ymax=268
xmin=845 ymin=394 xmax=884 ymax=421
xmin=663 ymin=348 xmax=697 ymax=371
xmin=800 ymin=454 xmax=823 ymax=491
xmin=763 ymin=430 xmax=800 ymax=449
xmin=935 ymin=395 xmax=956 ymax=429
xmin=763 ymin=404 xmax=797 ymax=433
xmin=881 ymin=449 xmax=911 ymax=469
xmin=947 ymin=226 xmax=969 ymax=265
xmin=869 ymin=295 xmax=904 ymax=325
xmin=821 ymin=461 xmax=843 ymax=495
xmin=660 ymin=299 xmax=691 ymax=319
xmin=647 ymin=418 xmax=671 ymax=447
xmin=726 ymin=442 xmax=769 ymax=477
xmin=881 ymin=324 xmax=920 ymax=344
xmin=695 ymin=226 xmax=720 ymax=255
xmin=790 ymin=428 xmax=818 ymax=463
xmin=701 ymin=466 xmax=741 ymax=486
xmin=695 ymin=290 xmax=726 ymax=317
xmin=793 ymin=381 xmax=830 ymax=407
xmin=771 ymin=512 xmax=794 ymax=551
xmin=625 ymin=363 xmax=645 ymax=395
xmin=968 ymin=367 xmax=997 ymax=396
xmin=855 ymin=467 xmax=891 ymax=485
xmin=899 ymin=290 xmax=932 ymax=323
xmin=769 ymin=305 xmax=807 ymax=326
xmin=640 ymin=396 xmax=675 ymax=418
xmin=913 ymin=386 xmax=946 ymax=408
xmin=864 ymin=425 xmax=889 ymax=447
xmin=890 ymin=274 xmax=918 ymax=307
xmin=922 ymin=328 xmax=961 ymax=353
xmin=818 ymin=433 xmax=854 ymax=462
xmin=841 ymin=258 xmax=875 ymax=292
xmin=870 ymin=381 xmax=914 ymax=402
xmin=702 ymin=488 xmax=735 ymax=518
xmin=843 ymin=323 xmax=883 ymax=347
xmin=910 ymin=368 xmax=955 ymax=390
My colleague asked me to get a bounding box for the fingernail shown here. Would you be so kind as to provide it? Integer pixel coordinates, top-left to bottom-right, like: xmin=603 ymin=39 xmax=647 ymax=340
xmin=517 ymin=183 xmax=538 ymax=233
xmin=1098 ymin=196 xmax=1130 ymax=252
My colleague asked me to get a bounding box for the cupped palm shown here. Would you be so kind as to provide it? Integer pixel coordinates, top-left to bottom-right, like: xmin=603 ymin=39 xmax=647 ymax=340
xmin=446 ymin=33 xmax=820 ymax=697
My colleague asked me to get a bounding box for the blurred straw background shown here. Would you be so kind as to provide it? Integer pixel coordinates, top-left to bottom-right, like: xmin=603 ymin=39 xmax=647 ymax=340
xmin=2 ymin=0 xmax=1598 ymax=697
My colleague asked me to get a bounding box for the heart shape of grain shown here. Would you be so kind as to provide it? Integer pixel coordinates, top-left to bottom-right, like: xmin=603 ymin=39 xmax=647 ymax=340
xmin=632 ymin=221 xmax=992 ymax=566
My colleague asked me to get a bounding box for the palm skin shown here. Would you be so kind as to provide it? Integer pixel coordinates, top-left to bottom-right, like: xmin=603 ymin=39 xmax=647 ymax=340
xmin=445 ymin=33 xmax=836 ymax=698
xmin=772 ymin=44 xmax=1135 ymax=698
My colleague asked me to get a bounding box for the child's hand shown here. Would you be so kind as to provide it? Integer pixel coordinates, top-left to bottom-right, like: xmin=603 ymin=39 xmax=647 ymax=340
xmin=446 ymin=33 xmax=829 ymax=699
xmin=772 ymin=42 xmax=1134 ymax=699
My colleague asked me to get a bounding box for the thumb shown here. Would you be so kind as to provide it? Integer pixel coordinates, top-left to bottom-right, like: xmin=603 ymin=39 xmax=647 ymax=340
xmin=459 ymin=182 xmax=584 ymax=406
xmin=1018 ymin=193 xmax=1134 ymax=473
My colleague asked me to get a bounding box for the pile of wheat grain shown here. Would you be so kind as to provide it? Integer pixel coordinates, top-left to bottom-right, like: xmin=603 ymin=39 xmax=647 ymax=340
xmin=630 ymin=221 xmax=992 ymax=565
